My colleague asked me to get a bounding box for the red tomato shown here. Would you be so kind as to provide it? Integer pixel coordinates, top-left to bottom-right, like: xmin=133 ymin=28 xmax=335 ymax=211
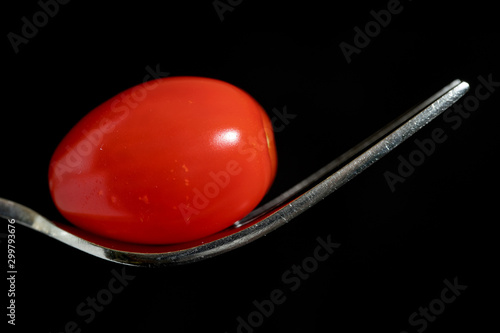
xmin=49 ymin=77 xmax=277 ymax=244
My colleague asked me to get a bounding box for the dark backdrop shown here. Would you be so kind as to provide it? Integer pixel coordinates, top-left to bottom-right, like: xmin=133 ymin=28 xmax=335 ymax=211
xmin=2 ymin=1 xmax=498 ymax=332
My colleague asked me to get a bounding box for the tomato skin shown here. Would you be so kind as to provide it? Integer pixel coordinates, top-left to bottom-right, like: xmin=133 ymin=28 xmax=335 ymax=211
xmin=48 ymin=77 xmax=277 ymax=244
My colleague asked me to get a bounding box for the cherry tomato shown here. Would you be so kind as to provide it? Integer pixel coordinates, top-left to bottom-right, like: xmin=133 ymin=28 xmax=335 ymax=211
xmin=49 ymin=76 xmax=277 ymax=244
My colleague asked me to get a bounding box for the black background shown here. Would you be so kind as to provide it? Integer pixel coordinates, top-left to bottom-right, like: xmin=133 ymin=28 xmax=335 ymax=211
xmin=2 ymin=0 xmax=499 ymax=332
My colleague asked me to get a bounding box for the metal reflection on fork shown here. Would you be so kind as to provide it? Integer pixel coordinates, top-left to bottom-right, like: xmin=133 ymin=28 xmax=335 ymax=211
xmin=0 ymin=80 xmax=469 ymax=267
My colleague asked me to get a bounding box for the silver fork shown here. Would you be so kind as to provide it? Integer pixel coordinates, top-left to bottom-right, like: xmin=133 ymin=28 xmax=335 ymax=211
xmin=0 ymin=80 xmax=469 ymax=267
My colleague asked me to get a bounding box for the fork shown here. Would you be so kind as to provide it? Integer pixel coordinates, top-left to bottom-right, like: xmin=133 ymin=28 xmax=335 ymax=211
xmin=0 ymin=80 xmax=469 ymax=267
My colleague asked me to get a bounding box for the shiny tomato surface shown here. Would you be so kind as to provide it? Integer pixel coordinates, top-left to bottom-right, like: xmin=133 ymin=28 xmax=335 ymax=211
xmin=49 ymin=77 xmax=277 ymax=244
